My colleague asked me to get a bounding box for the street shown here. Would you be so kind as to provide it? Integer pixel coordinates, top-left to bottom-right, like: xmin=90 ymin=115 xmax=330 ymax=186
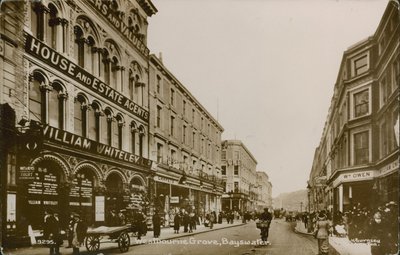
xmin=90 ymin=219 xmax=318 ymax=255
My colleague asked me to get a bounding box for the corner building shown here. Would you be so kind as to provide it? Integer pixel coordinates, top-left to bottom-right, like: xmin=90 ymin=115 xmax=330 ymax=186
xmin=1 ymin=0 xmax=157 ymax=244
xmin=148 ymin=55 xmax=225 ymax=225
xmin=308 ymin=2 xmax=399 ymax=218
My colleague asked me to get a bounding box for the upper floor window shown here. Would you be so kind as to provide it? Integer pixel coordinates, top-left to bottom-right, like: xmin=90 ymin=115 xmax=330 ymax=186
xmin=380 ymin=75 xmax=391 ymax=108
xmin=192 ymin=109 xmax=195 ymax=123
xmin=353 ymin=131 xmax=369 ymax=165
xmin=170 ymin=116 xmax=175 ymax=136
xmin=74 ymin=26 xmax=85 ymax=67
xmin=378 ymin=34 xmax=386 ymax=55
xmin=183 ymin=100 xmax=186 ymax=116
xmin=74 ymin=94 xmax=87 ymax=137
xmin=130 ymin=122 xmax=137 ymax=154
xmin=221 ymin=165 xmax=226 ymax=175
xmin=157 ymin=143 xmax=163 ymax=163
xmin=183 ymin=125 xmax=187 ymax=144
xmin=352 ymin=54 xmax=369 ymax=77
xmin=380 ymin=121 xmax=388 ymax=158
xmin=48 ymin=82 xmax=66 ymax=129
xmin=88 ymin=103 xmax=100 ymax=141
xmin=156 ymin=105 xmax=162 ymax=128
xmin=393 ymin=59 xmax=400 ymax=90
xmin=353 ymin=89 xmax=369 ymax=118
xmin=156 ymin=75 xmax=161 ymax=94
xmin=170 ymin=88 xmax=175 ymax=106
xmin=221 ymin=151 xmax=226 ymax=160
xmin=192 ymin=132 xmax=196 ymax=148
xmin=138 ymin=126 xmax=145 ymax=157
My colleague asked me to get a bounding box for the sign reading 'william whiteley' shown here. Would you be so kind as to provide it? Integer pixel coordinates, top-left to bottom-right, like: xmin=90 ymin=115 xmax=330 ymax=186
xmin=43 ymin=125 xmax=152 ymax=168
xmin=25 ymin=34 xmax=149 ymax=122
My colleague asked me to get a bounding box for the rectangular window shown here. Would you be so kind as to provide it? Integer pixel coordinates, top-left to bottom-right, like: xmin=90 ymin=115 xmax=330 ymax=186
xmin=157 ymin=143 xmax=163 ymax=163
xmin=354 ymin=89 xmax=369 ymax=118
xmin=192 ymin=109 xmax=195 ymax=123
xmin=234 ymin=151 xmax=240 ymax=160
xmin=183 ymin=100 xmax=186 ymax=116
xmin=183 ymin=125 xmax=187 ymax=144
xmin=234 ymin=165 xmax=239 ymax=175
xmin=170 ymin=149 xmax=176 ymax=163
xmin=234 ymin=182 xmax=239 ymax=193
xmin=380 ymin=121 xmax=388 ymax=158
xmin=354 ymin=131 xmax=369 ymax=165
xmin=170 ymin=116 xmax=175 ymax=136
xmin=192 ymin=132 xmax=196 ymax=148
xmin=380 ymin=76 xmax=391 ymax=107
xmin=221 ymin=151 xmax=226 ymax=160
xmin=156 ymin=75 xmax=161 ymax=94
xmin=221 ymin=165 xmax=226 ymax=175
xmin=201 ymin=117 xmax=204 ymax=130
xmin=353 ymin=55 xmax=368 ymax=76
xmin=156 ymin=106 xmax=161 ymax=128
xmin=170 ymin=88 xmax=175 ymax=105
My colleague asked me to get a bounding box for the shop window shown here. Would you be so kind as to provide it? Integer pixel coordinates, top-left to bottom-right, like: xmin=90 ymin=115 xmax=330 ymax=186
xmin=221 ymin=165 xmax=226 ymax=175
xmin=354 ymin=131 xmax=369 ymax=165
xmin=353 ymin=89 xmax=369 ymax=118
xmin=88 ymin=103 xmax=100 ymax=141
xmin=156 ymin=105 xmax=162 ymax=128
xmin=74 ymin=95 xmax=87 ymax=137
xmin=48 ymin=82 xmax=65 ymax=129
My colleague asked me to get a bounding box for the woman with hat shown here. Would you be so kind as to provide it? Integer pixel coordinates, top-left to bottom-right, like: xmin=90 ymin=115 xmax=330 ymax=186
xmin=314 ymin=211 xmax=331 ymax=255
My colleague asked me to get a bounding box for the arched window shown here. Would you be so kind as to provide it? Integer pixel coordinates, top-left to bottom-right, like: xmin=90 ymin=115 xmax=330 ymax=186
xmin=111 ymin=57 xmax=120 ymax=90
xmin=128 ymin=69 xmax=135 ymax=100
xmin=74 ymin=26 xmax=85 ymax=67
xmin=131 ymin=122 xmax=137 ymax=154
xmin=103 ymin=109 xmax=113 ymax=145
xmin=102 ymin=50 xmax=110 ymax=84
xmin=47 ymin=4 xmax=60 ymax=50
xmin=138 ymin=125 xmax=145 ymax=157
xmin=48 ymin=82 xmax=66 ymax=129
xmin=29 ymin=73 xmax=46 ymax=123
xmin=113 ymin=115 xmax=123 ymax=149
xmin=31 ymin=2 xmax=47 ymax=41
xmin=88 ymin=103 xmax=100 ymax=141
xmin=86 ymin=37 xmax=96 ymax=73
xmin=74 ymin=94 xmax=87 ymax=137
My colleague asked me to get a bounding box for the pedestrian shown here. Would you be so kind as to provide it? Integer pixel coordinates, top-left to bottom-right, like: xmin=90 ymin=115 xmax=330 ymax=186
xmin=71 ymin=213 xmax=88 ymax=255
xmin=314 ymin=211 xmax=331 ymax=255
xmin=183 ymin=211 xmax=190 ymax=233
xmin=207 ymin=212 xmax=215 ymax=229
xmin=136 ymin=210 xmax=147 ymax=240
xmin=43 ymin=209 xmax=61 ymax=255
xmin=173 ymin=213 xmax=181 ymax=234
xmin=67 ymin=213 xmax=76 ymax=248
xmin=189 ymin=212 xmax=196 ymax=233
xmin=152 ymin=210 xmax=161 ymax=238
xmin=118 ymin=210 xmax=126 ymax=225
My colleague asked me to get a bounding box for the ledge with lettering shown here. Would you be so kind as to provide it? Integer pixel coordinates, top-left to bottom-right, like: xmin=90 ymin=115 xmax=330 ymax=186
xmin=42 ymin=125 xmax=152 ymax=169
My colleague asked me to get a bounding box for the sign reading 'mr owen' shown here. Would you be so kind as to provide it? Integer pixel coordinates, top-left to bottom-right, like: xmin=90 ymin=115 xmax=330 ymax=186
xmin=25 ymin=34 xmax=149 ymax=122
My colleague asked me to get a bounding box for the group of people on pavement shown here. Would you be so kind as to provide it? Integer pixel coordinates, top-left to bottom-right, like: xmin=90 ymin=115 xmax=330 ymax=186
xmin=173 ymin=210 xmax=198 ymax=233
xmin=42 ymin=209 xmax=87 ymax=255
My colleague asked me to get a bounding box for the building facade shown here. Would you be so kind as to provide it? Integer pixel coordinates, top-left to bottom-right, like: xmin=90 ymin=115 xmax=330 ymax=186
xmin=308 ymin=2 xmax=399 ymax=219
xmin=220 ymin=140 xmax=258 ymax=213
xmin=148 ymin=55 xmax=225 ymax=225
xmin=255 ymin=171 xmax=273 ymax=211
xmin=1 ymin=0 xmax=157 ymax=246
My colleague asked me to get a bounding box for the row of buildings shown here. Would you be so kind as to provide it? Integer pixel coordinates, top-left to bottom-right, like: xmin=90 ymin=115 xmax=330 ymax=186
xmin=307 ymin=2 xmax=399 ymax=219
xmin=0 ymin=0 xmax=272 ymax=247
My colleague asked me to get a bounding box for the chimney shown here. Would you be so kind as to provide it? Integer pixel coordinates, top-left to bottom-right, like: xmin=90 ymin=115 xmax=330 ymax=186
xmin=159 ymin=52 xmax=163 ymax=63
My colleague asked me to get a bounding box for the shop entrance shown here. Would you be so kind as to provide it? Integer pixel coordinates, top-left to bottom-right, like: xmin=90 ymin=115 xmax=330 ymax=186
xmin=105 ymin=172 xmax=124 ymax=224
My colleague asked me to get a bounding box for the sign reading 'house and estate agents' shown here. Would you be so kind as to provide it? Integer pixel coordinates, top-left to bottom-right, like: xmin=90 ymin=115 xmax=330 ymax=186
xmin=43 ymin=125 xmax=152 ymax=168
xmin=25 ymin=35 xmax=149 ymax=122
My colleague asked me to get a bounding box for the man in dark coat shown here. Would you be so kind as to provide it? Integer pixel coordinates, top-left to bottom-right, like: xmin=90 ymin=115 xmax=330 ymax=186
xmin=152 ymin=210 xmax=161 ymax=238
xmin=136 ymin=211 xmax=147 ymax=240
xmin=72 ymin=213 xmax=88 ymax=255
xmin=43 ymin=210 xmax=61 ymax=255
xmin=183 ymin=212 xmax=190 ymax=233
xmin=173 ymin=213 xmax=181 ymax=234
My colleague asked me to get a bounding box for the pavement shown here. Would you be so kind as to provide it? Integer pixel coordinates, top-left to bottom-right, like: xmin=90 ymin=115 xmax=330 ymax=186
xmin=294 ymin=220 xmax=371 ymax=255
xmin=3 ymin=221 xmax=246 ymax=255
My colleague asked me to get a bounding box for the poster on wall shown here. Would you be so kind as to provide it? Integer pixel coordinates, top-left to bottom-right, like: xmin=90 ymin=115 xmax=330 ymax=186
xmin=95 ymin=196 xmax=105 ymax=222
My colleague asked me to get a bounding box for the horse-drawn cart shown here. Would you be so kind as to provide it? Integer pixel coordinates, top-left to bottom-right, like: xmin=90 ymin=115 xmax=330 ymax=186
xmin=85 ymin=225 xmax=132 ymax=253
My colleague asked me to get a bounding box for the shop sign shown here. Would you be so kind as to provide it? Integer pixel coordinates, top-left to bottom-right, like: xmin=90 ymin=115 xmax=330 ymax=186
xmin=170 ymin=196 xmax=179 ymax=204
xmin=95 ymin=196 xmax=105 ymax=222
xmin=154 ymin=175 xmax=178 ymax=185
xmin=19 ymin=166 xmax=35 ymax=181
xmin=379 ymin=160 xmax=399 ymax=176
xmin=43 ymin=125 xmax=152 ymax=168
xmin=333 ymin=170 xmax=376 ymax=187
xmin=86 ymin=0 xmax=150 ymax=57
xmin=25 ymin=35 xmax=149 ymax=122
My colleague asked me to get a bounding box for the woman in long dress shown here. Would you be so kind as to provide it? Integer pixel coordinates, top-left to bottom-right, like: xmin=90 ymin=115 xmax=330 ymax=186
xmin=315 ymin=211 xmax=331 ymax=255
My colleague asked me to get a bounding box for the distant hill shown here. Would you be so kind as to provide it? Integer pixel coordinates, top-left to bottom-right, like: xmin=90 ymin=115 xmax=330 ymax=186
xmin=273 ymin=189 xmax=308 ymax=212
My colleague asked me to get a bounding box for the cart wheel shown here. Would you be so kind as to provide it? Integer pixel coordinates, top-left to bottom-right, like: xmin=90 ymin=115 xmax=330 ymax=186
xmin=118 ymin=232 xmax=130 ymax=253
xmin=85 ymin=235 xmax=100 ymax=252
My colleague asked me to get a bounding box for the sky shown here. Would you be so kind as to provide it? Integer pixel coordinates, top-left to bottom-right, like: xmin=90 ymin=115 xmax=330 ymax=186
xmin=147 ymin=0 xmax=389 ymax=197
